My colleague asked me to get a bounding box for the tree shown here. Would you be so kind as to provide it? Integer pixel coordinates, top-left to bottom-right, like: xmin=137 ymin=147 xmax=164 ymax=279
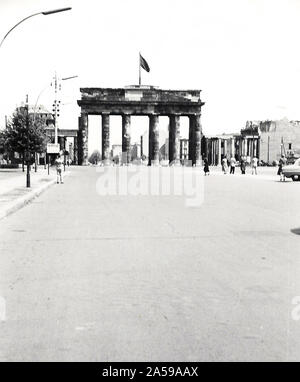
xmin=88 ymin=149 xmax=101 ymax=164
xmin=3 ymin=108 xmax=49 ymax=163
xmin=0 ymin=130 xmax=6 ymax=155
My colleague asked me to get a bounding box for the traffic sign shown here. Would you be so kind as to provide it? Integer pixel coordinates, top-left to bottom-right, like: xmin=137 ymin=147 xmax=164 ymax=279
xmin=47 ymin=143 xmax=60 ymax=154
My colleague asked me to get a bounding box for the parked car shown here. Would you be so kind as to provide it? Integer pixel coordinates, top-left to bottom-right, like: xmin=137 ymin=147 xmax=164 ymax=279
xmin=282 ymin=158 xmax=300 ymax=181
xmin=287 ymin=155 xmax=299 ymax=165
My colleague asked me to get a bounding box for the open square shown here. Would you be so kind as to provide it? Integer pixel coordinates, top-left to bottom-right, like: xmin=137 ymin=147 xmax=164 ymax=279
xmin=0 ymin=167 xmax=299 ymax=361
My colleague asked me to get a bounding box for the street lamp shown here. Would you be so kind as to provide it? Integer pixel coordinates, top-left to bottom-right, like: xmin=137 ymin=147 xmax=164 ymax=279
xmin=0 ymin=6 xmax=72 ymax=187
xmin=0 ymin=7 xmax=72 ymax=49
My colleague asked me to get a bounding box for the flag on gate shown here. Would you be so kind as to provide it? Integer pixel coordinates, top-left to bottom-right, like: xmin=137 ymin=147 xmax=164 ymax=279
xmin=140 ymin=53 xmax=150 ymax=72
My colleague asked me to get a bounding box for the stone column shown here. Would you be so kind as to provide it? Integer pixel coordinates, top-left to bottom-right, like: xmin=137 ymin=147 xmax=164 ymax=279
xmin=188 ymin=115 xmax=194 ymax=164
xmin=102 ymin=113 xmax=110 ymax=164
xmin=81 ymin=113 xmax=89 ymax=165
xmin=169 ymin=115 xmax=180 ymax=165
xmin=212 ymin=140 xmax=216 ymax=165
xmin=224 ymin=139 xmax=227 ymax=159
xmin=232 ymin=137 xmax=235 ymax=158
xmin=241 ymin=139 xmax=244 ymax=157
xmin=192 ymin=114 xmax=202 ymax=166
xmin=77 ymin=116 xmax=82 ymax=165
xmin=254 ymin=138 xmax=258 ymax=157
xmin=74 ymin=136 xmax=78 ymax=165
xmin=140 ymin=136 xmax=143 ymax=158
xmin=218 ymin=139 xmax=222 ymax=165
xmin=148 ymin=114 xmax=159 ymax=166
xmin=122 ymin=114 xmax=131 ymax=165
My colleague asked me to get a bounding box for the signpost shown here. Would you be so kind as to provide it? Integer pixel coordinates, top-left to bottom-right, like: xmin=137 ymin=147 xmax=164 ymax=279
xmin=46 ymin=143 xmax=60 ymax=175
xmin=46 ymin=143 xmax=60 ymax=154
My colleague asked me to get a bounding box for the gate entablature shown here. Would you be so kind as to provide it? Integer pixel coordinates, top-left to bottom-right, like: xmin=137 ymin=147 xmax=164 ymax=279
xmin=77 ymin=86 xmax=205 ymax=165
xmin=78 ymin=86 xmax=204 ymax=116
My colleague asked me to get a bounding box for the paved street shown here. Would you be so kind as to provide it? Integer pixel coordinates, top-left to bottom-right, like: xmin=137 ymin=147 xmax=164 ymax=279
xmin=0 ymin=166 xmax=300 ymax=361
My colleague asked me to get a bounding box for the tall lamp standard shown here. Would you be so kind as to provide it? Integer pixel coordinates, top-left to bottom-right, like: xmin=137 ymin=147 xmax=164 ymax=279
xmin=0 ymin=6 xmax=72 ymax=187
xmin=0 ymin=8 xmax=72 ymax=49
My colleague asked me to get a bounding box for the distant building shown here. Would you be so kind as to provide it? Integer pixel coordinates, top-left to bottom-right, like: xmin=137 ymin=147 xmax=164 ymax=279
xmin=140 ymin=125 xmax=169 ymax=161
xmin=131 ymin=143 xmax=141 ymax=160
xmin=111 ymin=144 xmax=122 ymax=159
xmin=16 ymin=104 xmax=53 ymax=125
xmin=140 ymin=130 xmax=149 ymax=159
xmin=180 ymin=139 xmax=189 ymax=161
xmin=203 ymin=118 xmax=300 ymax=165
xmin=160 ymin=138 xmax=169 ymax=160
xmin=203 ymin=133 xmax=239 ymax=165
xmin=258 ymin=118 xmax=300 ymax=163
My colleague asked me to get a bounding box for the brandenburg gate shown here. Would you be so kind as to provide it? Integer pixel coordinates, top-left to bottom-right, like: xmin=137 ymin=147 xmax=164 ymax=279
xmin=77 ymin=85 xmax=205 ymax=165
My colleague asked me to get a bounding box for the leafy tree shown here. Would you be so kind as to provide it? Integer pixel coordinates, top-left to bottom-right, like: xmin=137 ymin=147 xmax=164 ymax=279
xmin=0 ymin=130 xmax=6 ymax=155
xmin=89 ymin=149 xmax=101 ymax=164
xmin=3 ymin=108 xmax=49 ymax=161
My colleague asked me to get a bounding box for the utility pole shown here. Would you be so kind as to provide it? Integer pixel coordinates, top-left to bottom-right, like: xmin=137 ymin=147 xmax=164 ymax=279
xmin=52 ymin=72 xmax=61 ymax=145
xmin=51 ymin=72 xmax=77 ymax=151
xmin=25 ymin=95 xmax=30 ymax=188
xmin=252 ymin=123 xmax=255 ymax=158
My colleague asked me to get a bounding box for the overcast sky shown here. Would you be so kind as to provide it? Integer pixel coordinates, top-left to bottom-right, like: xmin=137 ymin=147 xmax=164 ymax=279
xmin=1 ymin=0 xmax=300 ymax=152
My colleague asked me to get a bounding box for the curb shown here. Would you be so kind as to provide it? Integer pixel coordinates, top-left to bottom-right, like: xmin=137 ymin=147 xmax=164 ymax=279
xmin=0 ymin=171 xmax=71 ymax=221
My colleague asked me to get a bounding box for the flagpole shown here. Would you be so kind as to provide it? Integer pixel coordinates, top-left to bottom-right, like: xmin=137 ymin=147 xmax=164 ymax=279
xmin=139 ymin=51 xmax=141 ymax=86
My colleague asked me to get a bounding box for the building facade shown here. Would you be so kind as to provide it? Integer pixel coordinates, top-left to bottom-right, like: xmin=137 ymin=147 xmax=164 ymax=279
xmin=259 ymin=118 xmax=300 ymax=163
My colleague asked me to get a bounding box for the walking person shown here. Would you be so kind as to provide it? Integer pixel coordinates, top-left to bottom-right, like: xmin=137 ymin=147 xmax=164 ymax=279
xmin=204 ymin=157 xmax=210 ymax=176
xmin=230 ymin=156 xmax=236 ymax=174
xmin=251 ymin=156 xmax=258 ymax=175
xmin=55 ymin=153 xmax=64 ymax=184
xmin=221 ymin=157 xmax=228 ymax=174
xmin=240 ymin=157 xmax=246 ymax=174
xmin=277 ymin=155 xmax=287 ymax=181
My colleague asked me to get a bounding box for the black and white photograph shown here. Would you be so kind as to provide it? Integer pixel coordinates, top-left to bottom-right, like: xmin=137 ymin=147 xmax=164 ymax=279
xmin=0 ymin=0 xmax=300 ymax=368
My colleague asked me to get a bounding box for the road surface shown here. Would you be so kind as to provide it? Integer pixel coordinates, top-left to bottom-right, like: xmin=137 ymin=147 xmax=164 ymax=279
xmin=0 ymin=166 xmax=300 ymax=361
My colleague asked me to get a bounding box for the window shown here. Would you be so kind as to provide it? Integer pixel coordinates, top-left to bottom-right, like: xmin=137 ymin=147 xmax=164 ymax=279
xmin=289 ymin=143 xmax=292 ymax=150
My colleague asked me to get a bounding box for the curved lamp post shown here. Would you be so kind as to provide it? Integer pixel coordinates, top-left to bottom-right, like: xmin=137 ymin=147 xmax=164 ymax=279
xmin=0 ymin=7 xmax=72 ymax=49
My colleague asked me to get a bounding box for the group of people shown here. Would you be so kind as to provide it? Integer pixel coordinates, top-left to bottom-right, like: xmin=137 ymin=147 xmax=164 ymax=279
xmin=203 ymin=154 xmax=288 ymax=180
xmin=203 ymin=156 xmax=259 ymax=176
xmin=224 ymin=156 xmax=258 ymax=175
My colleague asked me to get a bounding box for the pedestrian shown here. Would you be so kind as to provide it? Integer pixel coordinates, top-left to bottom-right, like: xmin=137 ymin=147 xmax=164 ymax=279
xmin=251 ymin=156 xmax=258 ymax=175
xmin=204 ymin=157 xmax=210 ymax=176
xmin=230 ymin=156 xmax=236 ymax=174
xmin=55 ymin=153 xmax=64 ymax=184
xmin=240 ymin=157 xmax=246 ymax=174
xmin=277 ymin=155 xmax=287 ymax=181
xmin=221 ymin=157 xmax=228 ymax=174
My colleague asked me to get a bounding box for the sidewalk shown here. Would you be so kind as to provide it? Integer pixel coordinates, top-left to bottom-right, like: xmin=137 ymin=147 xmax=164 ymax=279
xmin=0 ymin=166 xmax=70 ymax=220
